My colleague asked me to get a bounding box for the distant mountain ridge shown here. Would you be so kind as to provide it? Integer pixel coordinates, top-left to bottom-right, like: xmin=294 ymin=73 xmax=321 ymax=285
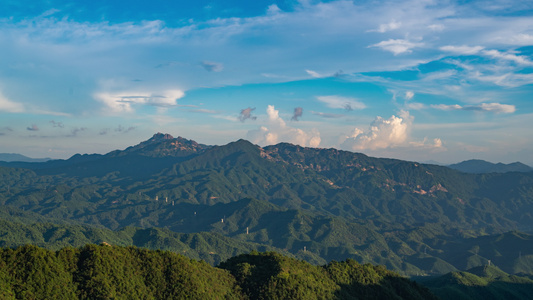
xmin=448 ymin=159 xmax=533 ymax=174
xmin=0 ymin=153 xmax=51 ymax=163
xmin=0 ymin=133 xmax=211 ymax=177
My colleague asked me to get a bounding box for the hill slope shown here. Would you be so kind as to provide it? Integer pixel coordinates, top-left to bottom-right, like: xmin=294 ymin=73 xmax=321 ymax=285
xmin=420 ymin=265 xmax=533 ymax=300
xmin=0 ymin=245 xmax=437 ymax=300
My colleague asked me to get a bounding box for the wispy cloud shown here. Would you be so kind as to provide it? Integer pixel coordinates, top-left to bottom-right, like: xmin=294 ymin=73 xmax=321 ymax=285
xmin=369 ymin=39 xmax=423 ymax=55
xmin=305 ymin=69 xmax=322 ymax=78
xmin=189 ymin=108 xmax=218 ymax=114
xmin=406 ymin=102 xmax=426 ymax=110
xmin=0 ymin=92 xmax=25 ymax=113
xmin=504 ymin=33 xmax=533 ymax=46
xmin=316 ymin=95 xmax=366 ymax=111
xmin=440 ymin=45 xmax=484 ymax=55
xmin=311 ymin=111 xmax=345 ymax=119
xmin=201 ymin=61 xmax=224 ymax=72
xmin=1 ymin=0 xmax=530 ymax=117
xmin=482 ymin=49 xmax=533 ymax=66
xmin=306 ymin=69 xmax=345 ymax=78
xmin=368 ymin=20 xmax=401 ymax=33
xmin=432 ymin=102 xmax=516 ymax=113
xmin=94 ymin=90 xmax=184 ymax=113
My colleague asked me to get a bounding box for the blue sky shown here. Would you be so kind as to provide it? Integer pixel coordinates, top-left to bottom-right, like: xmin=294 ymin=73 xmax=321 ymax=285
xmin=1 ymin=0 xmax=533 ymax=165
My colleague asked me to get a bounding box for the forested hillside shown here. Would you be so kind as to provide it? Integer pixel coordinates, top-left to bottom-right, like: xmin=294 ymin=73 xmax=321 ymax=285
xmin=0 ymin=245 xmax=436 ymax=300
xmin=420 ymin=265 xmax=533 ymax=300
xmin=1 ymin=134 xmax=533 ymax=276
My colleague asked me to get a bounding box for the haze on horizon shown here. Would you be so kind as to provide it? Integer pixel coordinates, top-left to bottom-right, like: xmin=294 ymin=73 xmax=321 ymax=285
xmin=1 ymin=0 xmax=532 ymax=165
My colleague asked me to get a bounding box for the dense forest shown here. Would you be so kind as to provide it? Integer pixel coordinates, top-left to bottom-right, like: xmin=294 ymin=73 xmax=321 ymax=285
xmin=0 ymin=244 xmax=436 ymax=299
xmin=420 ymin=265 xmax=533 ymax=300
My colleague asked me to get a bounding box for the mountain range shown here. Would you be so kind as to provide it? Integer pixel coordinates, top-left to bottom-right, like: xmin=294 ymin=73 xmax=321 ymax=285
xmin=1 ymin=133 xmax=533 ymax=277
xmin=448 ymin=159 xmax=533 ymax=174
xmin=0 ymin=153 xmax=51 ymax=163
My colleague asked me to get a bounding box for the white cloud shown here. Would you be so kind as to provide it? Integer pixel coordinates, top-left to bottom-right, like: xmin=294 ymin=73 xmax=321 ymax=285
xmin=267 ymin=4 xmax=282 ymax=15
xmin=428 ymin=24 xmax=445 ymax=31
xmin=266 ymin=104 xmax=283 ymax=124
xmin=433 ymin=138 xmax=442 ymax=148
xmin=0 ymin=92 xmax=25 ymax=113
xmin=431 ymin=104 xmax=463 ymax=111
xmin=94 ymin=89 xmax=184 ymax=113
xmin=341 ymin=111 xmax=443 ymax=151
xmin=40 ymin=8 xmax=61 ymax=18
xmin=369 ymin=39 xmax=423 ymax=55
xmin=401 ymin=91 xmax=424 ymax=110
xmin=440 ymin=45 xmax=484 ymax=55
xmin=0 ymin=0 xmax=532 ymax=158
xmin=431 ymin=102 xmax=516 ymax=113
xmin=305 ymin=69 xmax=322 ymax=78
xmin=507 ymin=33 xmax=533 ymax=45
xmin=482 ymin=49 xmax=533 ymax=66
xmin=472 ymin=72 xmax=533 ymax=87
xmin=246 ymin=105 xmax=320 ymax=147
xmin=316 ymin=95 xmax=366 ymax=111
xmin=3 ymin=0 xmax=529 ymax=118
xmin=341 ymin=112 xmax=410 ymax=150
xmin=420 ymin=69 xmax=459 ymax=82
xmin=405 ymin=102 xmax=426 ymax=110
xmin=409 ymin=137 xmax=443 ymax=149
xmin=368 ymin=20 xmax=402 ymax=33
xmin=477 ymin=103 xmax=516 ymax=113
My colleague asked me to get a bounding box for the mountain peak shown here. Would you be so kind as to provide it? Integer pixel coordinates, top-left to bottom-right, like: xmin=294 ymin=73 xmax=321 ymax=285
xmin=148 ymin=132 xmax=175 ymax=142
xmin=112 ymin=133 xmax=211 ymax=158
